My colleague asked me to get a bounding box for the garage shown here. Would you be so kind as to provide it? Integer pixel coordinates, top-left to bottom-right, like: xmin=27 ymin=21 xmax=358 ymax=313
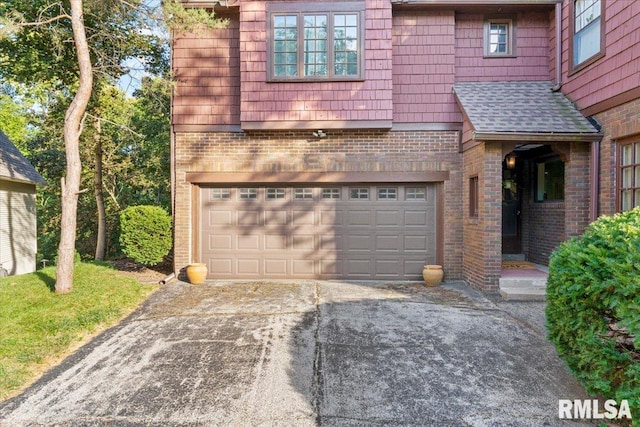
xmin=198 ymin=184 xmax=438 ymax=280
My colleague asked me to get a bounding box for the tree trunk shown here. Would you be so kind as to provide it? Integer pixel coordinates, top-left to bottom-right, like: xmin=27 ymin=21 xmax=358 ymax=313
xmin=94 ymin=117 xmax=106 ymax=261
xmin=55 ymin=0 xmax=93 ymax=294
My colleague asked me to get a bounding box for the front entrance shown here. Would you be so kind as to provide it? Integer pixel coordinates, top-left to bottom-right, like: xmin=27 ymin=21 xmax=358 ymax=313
xmin=502 ymin=156 xmax=522 ymax=255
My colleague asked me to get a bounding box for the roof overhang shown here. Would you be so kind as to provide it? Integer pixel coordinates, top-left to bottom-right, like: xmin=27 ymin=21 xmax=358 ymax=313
xmin=472 ymin=131 xmax=603 ymax=143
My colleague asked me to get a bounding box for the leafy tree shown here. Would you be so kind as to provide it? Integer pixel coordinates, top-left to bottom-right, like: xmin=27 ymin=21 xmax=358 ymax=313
xmin=0 ymin=0 xmax=224 ymax=293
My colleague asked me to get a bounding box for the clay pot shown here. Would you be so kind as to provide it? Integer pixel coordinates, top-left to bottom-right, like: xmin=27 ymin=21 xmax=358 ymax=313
xmin=422 ymin=265 xmax=444 ymax=287
xmin=186 ymin=263 xmax=208 ymax=285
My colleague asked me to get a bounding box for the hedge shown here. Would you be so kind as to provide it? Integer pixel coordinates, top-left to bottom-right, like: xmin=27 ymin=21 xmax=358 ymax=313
xmin=119 ymin=205 xmax=172 ymax=266
xmin=546 ymin=207 xmax=640 ymax=423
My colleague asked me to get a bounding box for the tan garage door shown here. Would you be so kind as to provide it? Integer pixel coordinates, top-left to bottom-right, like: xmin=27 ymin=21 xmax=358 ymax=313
xmin=199 ymin=184 xmax=437 ymax=280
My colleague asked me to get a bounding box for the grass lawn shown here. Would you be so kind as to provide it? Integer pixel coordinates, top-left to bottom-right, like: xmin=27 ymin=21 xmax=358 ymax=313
xmin=0 ymin=262 xmax=156 ymax=401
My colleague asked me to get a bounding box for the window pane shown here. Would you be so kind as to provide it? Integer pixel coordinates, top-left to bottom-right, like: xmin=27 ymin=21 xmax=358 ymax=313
xmin=239 ymin=188 xmax=258 ymax=199
xmin=294 ymin=188 xmax=313 ymax=199
xmin=622 ymin=144 xmax=634 ymax=166
xmin=350 ymin=188 xmax=368 ymax=200
xmin=574 ymin=17 xmax=601 ymax=65
xmin=378 ymin=188 xmax=397 ymax=200
xmin=273 ymin=15 xmax=298 ymax=77
xmin=406 ymin=188 xmax=426 ymax=200
xmin=488 ymin=22 xmax=509 ymax=54
xmin=211 ymin=189 xmax=231 ymax=200
xmin=266 ymin=188 xmax=285 ymax=199
xmin=322 ymin=188 xmax=341 ymax=199
xmin=635 ymin=189 xmax=640 ymax=208
xmin=622 ymin=167 xmax=633 ymax=188
xmin=635 ymin=143 xmax=640 ymax=164
xmin=635 ymin=166 xmax=640 ymax=187
xmin=536 ymin=159 xmax=564 ymax=201
xmin=334 ymin=14 xmax=359 ymax=76
xmin=304 ymin=14 xmax=328 ymax=77
xmin=622 ymin=190 xmax=632 ymax=211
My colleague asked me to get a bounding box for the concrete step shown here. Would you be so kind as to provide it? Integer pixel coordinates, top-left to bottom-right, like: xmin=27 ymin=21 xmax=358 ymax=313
xmin=500 ymin=286 xmax=547 ymax=301
xmin=499 ymin=277 xmax=547 ymax=289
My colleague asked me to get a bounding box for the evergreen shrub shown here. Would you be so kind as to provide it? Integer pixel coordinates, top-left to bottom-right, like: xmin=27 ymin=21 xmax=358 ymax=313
xmin=546 ymin=207 xmax=640 ymax=422
xmin=119 ymin=205 xmax=172 ymax=266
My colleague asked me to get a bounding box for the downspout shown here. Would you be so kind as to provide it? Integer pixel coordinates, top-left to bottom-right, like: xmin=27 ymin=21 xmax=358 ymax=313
xmin=590 ymin=140 xmax=600 ymax=222
xmin=170 ymin=29 xmax=177 ymax=276
xmin=552 ymin=1 xmax=563 ymax=91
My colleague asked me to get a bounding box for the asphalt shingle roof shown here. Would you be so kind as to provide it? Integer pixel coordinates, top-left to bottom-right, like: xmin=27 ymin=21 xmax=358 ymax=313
xmin=453 ymin=81 xmax=600 ymax=135
xmin=0 ymin=130 xmax=46 ymax=185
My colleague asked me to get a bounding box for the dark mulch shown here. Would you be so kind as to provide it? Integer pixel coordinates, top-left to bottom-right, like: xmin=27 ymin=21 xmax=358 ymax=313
xmin=112 ymin=257 xmax=173 ymax=284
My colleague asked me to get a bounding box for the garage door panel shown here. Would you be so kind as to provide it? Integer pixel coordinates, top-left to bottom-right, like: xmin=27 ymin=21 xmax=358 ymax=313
xmin=200 ymin=184 xmax=438 ymax=280
xmin=264 ymin=259 xmax=287 ymax=275
xmin=238 ymin=211 xmax=261 ymax=226
xmin=265 ymin=234 xmax=287 ymax=250
xmin=347 ymin=210 xmax=371 ymax=226
xmin=209 ymin=211 xmax=233 ymax=226
xmin=292 ymin=259 xmax=315 ymax=275
xmin=237 ymin=259 xmax=260 ymax=275
xmin=210 ymin=259 xmax=233 ymax=275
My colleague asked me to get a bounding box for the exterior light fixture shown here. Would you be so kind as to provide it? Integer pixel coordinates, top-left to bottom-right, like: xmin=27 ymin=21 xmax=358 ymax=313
xmin=506 ymin=154 xmax=517 ymax=169
xmin=312 ymin=129 xmax=327 ymax=138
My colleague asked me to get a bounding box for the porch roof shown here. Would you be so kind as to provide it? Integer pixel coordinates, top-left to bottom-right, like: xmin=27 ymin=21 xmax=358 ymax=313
xmin=453 ymin=81 xmax=602 ymax=142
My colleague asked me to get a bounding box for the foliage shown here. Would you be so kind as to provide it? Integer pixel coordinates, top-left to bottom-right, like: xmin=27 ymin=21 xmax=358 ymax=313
xmin=119 ymin=205 xmax=172 ymax=266
xmin=0 ymin=262 xmax=155 ymax=400
xmin=546 ymin=208 xmax=640 ymax=422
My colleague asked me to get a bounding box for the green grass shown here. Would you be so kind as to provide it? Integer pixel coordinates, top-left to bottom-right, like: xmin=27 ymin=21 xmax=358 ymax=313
xmin=0 ymin=262 xmax=156 ymax=401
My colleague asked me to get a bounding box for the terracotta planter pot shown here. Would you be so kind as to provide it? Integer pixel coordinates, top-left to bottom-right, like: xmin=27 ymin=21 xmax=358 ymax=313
xmin=422 ymin=265 xmax=443 ymax=287
xmin=186 ymin=263 xmax=208 ymax=285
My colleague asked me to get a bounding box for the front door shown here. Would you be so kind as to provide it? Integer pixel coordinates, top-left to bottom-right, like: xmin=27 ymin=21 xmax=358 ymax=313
xmin=502 ymin=162 xmax=521 ymax=254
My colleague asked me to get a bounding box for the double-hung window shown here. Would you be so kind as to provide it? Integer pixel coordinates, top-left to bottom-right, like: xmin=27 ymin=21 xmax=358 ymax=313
xmin=571 ymin=0 xmax=604 ymax=70
xmin=267 ymin=2 xmax=364 ymax=81
xmin=618 ymin=139 xmax=640 ymax=211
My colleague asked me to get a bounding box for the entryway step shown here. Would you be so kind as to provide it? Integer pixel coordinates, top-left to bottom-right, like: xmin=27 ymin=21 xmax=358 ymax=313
xmin=500 ymin=286 xmax=547 ymax=301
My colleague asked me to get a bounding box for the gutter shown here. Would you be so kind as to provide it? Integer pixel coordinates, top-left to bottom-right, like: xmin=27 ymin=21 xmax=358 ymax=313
xmin=472 ymin=131 xmax=603 ymax=142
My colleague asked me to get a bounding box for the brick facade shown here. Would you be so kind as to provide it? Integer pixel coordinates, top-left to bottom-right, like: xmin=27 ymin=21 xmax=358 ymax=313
xmin=173 ymin=130 xmax=463 ymax=280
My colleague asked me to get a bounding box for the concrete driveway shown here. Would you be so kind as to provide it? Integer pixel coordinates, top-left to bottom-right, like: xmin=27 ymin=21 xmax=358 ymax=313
xmin=0 ymin=280 xmax=590 ymax=426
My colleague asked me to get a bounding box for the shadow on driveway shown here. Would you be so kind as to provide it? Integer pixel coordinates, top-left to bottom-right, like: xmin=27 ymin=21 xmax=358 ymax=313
xmin=0 ymin=281 xmax=590 ymax=426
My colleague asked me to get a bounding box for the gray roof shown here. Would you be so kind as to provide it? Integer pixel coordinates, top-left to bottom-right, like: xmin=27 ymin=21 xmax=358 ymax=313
xmin=453 ymin=81 xmax=601 ymax=136
xmin=0 ymin=130 xmax=46 ymax=185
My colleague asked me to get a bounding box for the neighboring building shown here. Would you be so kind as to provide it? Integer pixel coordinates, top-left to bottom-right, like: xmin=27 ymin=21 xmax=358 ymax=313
xmin=171 ymin=0 xmax=637 ymax=291
xmin=0 ymin=130 xmax=46 ymax=276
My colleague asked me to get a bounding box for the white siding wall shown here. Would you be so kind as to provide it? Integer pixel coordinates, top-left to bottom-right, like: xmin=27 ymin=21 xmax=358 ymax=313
xmin=0 ymin=180 xmax=38 ymax=275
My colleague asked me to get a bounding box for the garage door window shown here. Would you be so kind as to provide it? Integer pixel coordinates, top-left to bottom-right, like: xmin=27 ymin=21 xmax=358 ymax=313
xmin=239 ymin=188 xmax=258 ymax=199
xmin=406 ymin=187 xmax=426 ymax=200
xmin=378 ymin=188 xmax=397 ymax=200
xmin=350 ymin=188 xmax=369 ymax=200
xmin=211 ymin=188 xmax=231 ymax=200
xmin=294 ymin=188 xmax=314 ymax=199
xmin=322 ymin=188 xmax=341 ymax=199
xmin=267 ymin=188 xmax=286 ymax=199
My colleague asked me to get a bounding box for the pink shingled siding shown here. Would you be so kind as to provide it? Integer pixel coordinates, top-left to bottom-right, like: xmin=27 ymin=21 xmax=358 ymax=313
xmin=392 ymin=11 xmax=460 ymax=123
xmin=455 ymin=12 xmax=551 ymax=82
xmin=239 ymin=0 xmax=393 ymax=125
xmin=561 ymin=0 xmax=640 ymax=110
xmin=172 ymin=12 xmax=240 ymax=126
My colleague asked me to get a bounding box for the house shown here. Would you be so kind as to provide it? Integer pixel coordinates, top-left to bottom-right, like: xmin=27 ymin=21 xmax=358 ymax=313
xmin=0 ymin=130 xmax=46 ymax=276
xmin=170 ymin=0 xmax=638 ymax=291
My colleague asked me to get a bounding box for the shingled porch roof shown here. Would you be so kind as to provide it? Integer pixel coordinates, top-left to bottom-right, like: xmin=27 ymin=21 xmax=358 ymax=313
xmin=453 ymin=81 xmax=602 ymax=142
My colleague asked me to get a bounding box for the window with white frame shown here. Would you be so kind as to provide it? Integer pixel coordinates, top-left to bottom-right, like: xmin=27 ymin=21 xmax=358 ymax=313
xmin=572 ymin=0 xmax=603 ymax=68
xmin=267 ymin=2 xmax=364 ymax=81
xmin=484 ymin=18 xmax=515 ymax=57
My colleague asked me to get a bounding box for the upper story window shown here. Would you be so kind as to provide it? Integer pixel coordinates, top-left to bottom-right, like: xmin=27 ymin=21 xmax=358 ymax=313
xmin=267 ymin=2 xmax=365 ymax=81
xmin=618 ymin=139 xmax=640 ymax=212
xmin=571 ymin=0 xmax=604 ymax=70
xmin=483 ymin=18 xmax=515 ymax=57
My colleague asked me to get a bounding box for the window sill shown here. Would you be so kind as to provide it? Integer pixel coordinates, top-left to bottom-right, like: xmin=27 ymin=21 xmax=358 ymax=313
xmin=569 ymin=51 xmax=605 ymax=77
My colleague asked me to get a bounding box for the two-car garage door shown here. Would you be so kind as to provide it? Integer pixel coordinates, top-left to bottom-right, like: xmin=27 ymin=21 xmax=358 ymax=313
xmin=199 ymin=184 xmax=438 ymax=280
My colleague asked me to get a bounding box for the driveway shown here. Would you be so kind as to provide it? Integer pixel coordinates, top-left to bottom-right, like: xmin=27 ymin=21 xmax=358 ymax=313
xmin=0 ymin=280 xmax=590 ymax=426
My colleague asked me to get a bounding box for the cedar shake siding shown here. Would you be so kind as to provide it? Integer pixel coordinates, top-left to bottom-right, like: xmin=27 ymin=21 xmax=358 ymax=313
xmin=171 ymin=0 xmax=638 ymax=291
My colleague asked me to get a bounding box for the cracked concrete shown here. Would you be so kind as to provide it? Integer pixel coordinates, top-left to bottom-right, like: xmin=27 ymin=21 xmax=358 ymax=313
xmin=0 ymin=280 xmax=591 ymax=426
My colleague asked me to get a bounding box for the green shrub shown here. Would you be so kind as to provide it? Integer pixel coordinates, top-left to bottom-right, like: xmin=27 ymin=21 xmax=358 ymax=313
xmin=119 ymin=205 xmax=172 ymax=266
xmin=546 ymin=207 xmax=640 ymax=422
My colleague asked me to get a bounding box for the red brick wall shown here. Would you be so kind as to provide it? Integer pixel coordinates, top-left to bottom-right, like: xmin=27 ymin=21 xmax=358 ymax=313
xmin=462 ymin=142 xmax=502 ymax=291
xmin=392 ymin=10 xmax=459 ymax=124
xmin=239 ymin=0 xmax=393 ymax=126
xmin=173 ymin=130 xmax=463 ymax=279
xmin=455 ymin=12 xmax=551 ymax=82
